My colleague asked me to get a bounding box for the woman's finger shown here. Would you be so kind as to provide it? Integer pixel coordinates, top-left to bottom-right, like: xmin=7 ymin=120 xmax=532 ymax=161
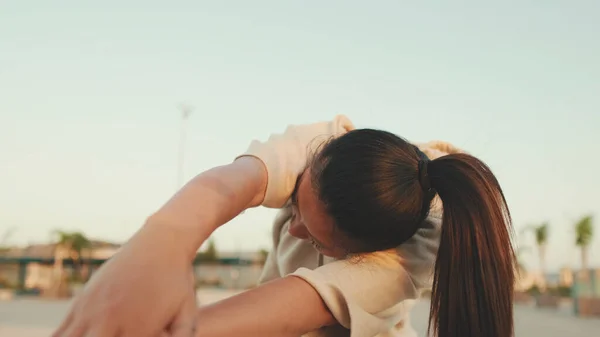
xmin=169 ymin=285 xmax=198 ymax=337
xmin=57 ymin=321 xmax=87 ymax=337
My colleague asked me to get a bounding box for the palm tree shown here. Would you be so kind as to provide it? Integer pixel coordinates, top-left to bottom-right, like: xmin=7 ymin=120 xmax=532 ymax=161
xmin=52 ymin=230 xmax=91 ymax=282
xmin=205 ymin=239 xmax=218 ymax=261
xmin=527 ymin=223 xmax=548 ymax=288
xmin=195 ymin=238 xmax=219 ymax=263
xmin=575 ymin=215 xmax=593 ymax=277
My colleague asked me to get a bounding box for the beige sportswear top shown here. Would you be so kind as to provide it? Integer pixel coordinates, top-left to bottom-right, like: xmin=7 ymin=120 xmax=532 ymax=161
xmin=242 ymin=121 xmax=462 ymax=337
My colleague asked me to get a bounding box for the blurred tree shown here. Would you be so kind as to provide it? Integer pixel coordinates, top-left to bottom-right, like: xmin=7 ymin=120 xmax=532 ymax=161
xmin=204 ymin=239 xmax=218 ymax=261
xmin=524 ymin=223 xmax=548 ymax=288
xmin=195 ymin=238 xmax=219 ymax=263
xmin=258 ymin=249 xmax=269 ymax=264
xmin=575 ymin=215 xmax=593 ymax=275
xmin=53 ymin=230 xmax=91 ymax=282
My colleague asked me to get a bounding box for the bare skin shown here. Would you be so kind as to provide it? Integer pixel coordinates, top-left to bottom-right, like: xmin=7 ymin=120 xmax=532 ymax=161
xmin=194 ymin=276 xmax=336 ymax=337
xmin=52 ymin=157 xmax=335 ymax=337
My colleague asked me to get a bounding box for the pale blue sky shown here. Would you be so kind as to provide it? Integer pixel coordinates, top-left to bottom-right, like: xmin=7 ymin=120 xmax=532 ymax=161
xmin=1 ymin=1 xmax=598 ymax=272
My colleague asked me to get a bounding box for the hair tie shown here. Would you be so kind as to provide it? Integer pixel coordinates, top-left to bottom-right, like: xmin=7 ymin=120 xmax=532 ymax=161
xmin=418 ymin=159 xmax=431 ymax=191
xmin=415 ymin=147 xmax=432 ymax=191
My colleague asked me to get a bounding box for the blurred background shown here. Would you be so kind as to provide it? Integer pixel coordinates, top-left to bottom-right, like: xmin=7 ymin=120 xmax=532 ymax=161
xmin=1 ymin=1 xmax=599 ymax=335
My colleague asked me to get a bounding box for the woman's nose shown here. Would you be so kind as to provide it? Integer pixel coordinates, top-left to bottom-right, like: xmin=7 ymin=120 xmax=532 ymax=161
xmin=288 ymin=217 xmax=310 ymax=239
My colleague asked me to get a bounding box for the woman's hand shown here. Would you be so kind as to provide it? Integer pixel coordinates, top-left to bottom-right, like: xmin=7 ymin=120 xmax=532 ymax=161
xmin=162 ymin=276 xmax=200 ymax=337
xmin=52 ymin=225 xmax=198 ymax=337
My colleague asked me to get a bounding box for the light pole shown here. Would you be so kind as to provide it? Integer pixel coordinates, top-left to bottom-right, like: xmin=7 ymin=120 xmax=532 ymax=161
xmin=177 ymin=103 xmax=194 ymax=189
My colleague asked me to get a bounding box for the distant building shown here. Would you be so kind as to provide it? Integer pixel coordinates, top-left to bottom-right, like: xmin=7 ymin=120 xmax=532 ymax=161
xmin=1 ymin=240 xmax=121 ymax=260
xmin=214 ymin=250 xmax=266 ymax=264
xmin=193 ymin=250 xmax=266 ymax=289
xmin=1 ymin=242 xmax=268 ymax=291
xmin=0 ymin=240 xmax=121 ymax=289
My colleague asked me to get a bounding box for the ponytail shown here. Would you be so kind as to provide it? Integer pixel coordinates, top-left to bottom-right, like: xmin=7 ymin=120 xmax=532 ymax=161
xmin=428 ymin=153 xmax=516 ymax=337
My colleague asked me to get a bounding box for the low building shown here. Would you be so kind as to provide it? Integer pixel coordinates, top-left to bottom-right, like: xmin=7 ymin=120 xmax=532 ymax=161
xmin=1 ymin=243 xmax=268 ymax=291
xmin=0 ymin=240 xmax=121 ymax=290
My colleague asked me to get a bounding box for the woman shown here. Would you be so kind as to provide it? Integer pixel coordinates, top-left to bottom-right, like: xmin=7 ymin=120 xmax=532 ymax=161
xmin=53 ymin=116 xmax=516 ymax=337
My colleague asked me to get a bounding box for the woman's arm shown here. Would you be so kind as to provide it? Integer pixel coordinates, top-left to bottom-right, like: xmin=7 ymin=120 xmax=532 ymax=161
xmin=51 ymin=157 xmax=268 ymax=337
xmin=146 ymin=156 xmax=268 ymax=259
xmin=195 ymin=276 xmax=336 ymax=337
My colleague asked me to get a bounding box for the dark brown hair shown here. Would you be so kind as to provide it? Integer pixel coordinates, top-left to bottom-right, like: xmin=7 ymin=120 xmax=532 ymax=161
xmin=310 ymin=129 xmax=515 ymax=337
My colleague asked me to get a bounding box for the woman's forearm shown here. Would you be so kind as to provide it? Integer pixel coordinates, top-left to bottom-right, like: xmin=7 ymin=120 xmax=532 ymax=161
xmin=144 ymin=156 xmax=267 ymax=259
xmin=195 ymin=276 xmax=336 ymax=337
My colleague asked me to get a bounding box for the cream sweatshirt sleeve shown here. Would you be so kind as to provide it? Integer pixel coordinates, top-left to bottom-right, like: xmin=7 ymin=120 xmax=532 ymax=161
xmin=237 ymin=115 xmax=355 ymax=208
xmin=257 ymin=207 xmax=292 ymax=284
